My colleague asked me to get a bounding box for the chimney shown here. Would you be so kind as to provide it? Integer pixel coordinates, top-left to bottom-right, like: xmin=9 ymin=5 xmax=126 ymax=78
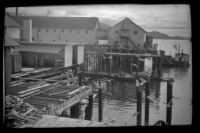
xmin=22 ymin=19 xmax=32 ymax=42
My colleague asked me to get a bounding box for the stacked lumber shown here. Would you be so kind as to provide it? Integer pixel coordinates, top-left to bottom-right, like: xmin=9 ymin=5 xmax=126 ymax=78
xmin=5 ymin=95 xmax=42 ymax=128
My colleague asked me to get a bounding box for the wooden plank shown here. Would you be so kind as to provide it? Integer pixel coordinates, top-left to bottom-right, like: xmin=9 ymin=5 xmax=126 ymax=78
xmin=86 ymin=52 xmax=160 ymax=58
xmin=48 ymin=90 xmax=71 ymax=96
xmin=19 ymin=90 xmax=40 ymax=97
xmin=30 ymin=95 xmax=64 ymax=102
xmin=18 ymin=84 xmax=50 ymax=94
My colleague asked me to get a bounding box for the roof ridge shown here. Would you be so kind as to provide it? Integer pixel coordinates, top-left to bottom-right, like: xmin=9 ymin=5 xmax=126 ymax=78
xmin=125 ymin=17 xmax=147 ymax=33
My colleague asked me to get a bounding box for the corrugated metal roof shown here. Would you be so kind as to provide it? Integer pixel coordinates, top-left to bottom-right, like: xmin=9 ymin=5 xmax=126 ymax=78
xmin=15 ymin=45 xmax=63 ymax=53
xmin=11 ymin=16 xmax=99 ymax=30
xmin=5 ymin=14 xmax=21 ymax=28
xmin=4 ymin=36 xmax=20 ymax=47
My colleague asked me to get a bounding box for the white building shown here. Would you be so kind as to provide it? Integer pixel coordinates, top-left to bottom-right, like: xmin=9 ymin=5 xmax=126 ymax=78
xmin=12 ymin=16 xmax=100 ymax=44
xmin=9 ymin=15 xmax=101 ymax=68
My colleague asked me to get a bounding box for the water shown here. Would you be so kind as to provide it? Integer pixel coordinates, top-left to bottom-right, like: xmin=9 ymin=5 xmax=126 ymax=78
xmin=91 ymin=39 xmax=192 ymax=126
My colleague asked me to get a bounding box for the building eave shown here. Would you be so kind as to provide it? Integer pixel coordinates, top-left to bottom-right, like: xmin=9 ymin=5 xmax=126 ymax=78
xmin=17 ymin=41 xmax=93 ymax=46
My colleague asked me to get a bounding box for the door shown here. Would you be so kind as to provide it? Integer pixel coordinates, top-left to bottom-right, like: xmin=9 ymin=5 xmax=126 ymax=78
xmin=72 ymin=45 xmax=78 ymax=65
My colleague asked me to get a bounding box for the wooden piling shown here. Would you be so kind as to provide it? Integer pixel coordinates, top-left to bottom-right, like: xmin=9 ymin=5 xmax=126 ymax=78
xmin=98 ymin=88 xmax=103 ymax=122
xmin=152 ymin=58 xmax=156 ymax=73
xmin=5 ymin=47 xmax=11 ymax=95
xmin=158 ymin=50 xmax=164 ymax=78
xmin=70 ymin=102 xmax=81 ymax=118
xmin=136 ymin=84 xmax=142 ymax=126
xmin=95 ymin=55 xmax=98 ymax=74
xmin=87 ymin=94 xmax=93 ymax=120
xmin=79 ymin=73 xmax=82 ymax=86
xmin=144 ymin=82 xmax=150 ymax=126
xmin=166 ymin=81 xmax=173 ymax=126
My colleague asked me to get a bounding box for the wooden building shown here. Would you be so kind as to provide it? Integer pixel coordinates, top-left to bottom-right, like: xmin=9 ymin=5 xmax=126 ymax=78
xmin=108 ymin=17 xmax=147 ymax=49
xmin=5 ymin=14 xmax=22 ymax=74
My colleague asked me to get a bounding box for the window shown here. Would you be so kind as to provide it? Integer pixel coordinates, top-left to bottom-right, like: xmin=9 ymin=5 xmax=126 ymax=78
xmin=78 ymin=30 xmax=80 ymax=34
xmin=62 ymin=29 xmax=65 ymax=32
xmin=66 ymin=40 xmax=68 ymax=42
xmin=115 ymin=31 xmax=119 ymax=34
xmin=38 ymin=29 xmax=41 ymax=32
xmin=133 ymin=31 xmax=138 ymax=34
xmin=46 ymin=29 xmax=48 ymax=32
xmin=54 ymin=29 xmax=56 ymax=32
xmin=85 ymin=30 xmax=88 ymax=34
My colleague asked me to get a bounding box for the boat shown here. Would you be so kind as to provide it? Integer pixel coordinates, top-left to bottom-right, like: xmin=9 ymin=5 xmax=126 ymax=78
xmin=162 ymin=52 xmax=190 ymax=68
xmin=162 ymin=44 xmax=190 ymax=68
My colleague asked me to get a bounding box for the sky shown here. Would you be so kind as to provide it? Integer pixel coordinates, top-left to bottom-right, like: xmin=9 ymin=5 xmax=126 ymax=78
xmin=6 ymin=4 xmax=191 ymax=37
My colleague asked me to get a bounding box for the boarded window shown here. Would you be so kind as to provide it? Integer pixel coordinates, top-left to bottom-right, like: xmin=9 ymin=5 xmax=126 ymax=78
xmin=133 ymin=31 xmax=138 ymax=34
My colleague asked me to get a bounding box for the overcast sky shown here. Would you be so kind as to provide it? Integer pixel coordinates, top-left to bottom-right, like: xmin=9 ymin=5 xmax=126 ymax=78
xmin=6 ymin=4 xmax=191 ymax=37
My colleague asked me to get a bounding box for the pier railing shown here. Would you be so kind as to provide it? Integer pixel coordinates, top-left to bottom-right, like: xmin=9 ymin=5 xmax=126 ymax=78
xmin=47 ymin=86 xmax=93 ymax=116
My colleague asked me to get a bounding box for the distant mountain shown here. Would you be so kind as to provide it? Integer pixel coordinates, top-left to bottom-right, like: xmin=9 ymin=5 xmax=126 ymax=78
xmin=147 ymin=31 xmax=190 ymax=40
xmin=99 ymin=22 xmax=111 ymax=30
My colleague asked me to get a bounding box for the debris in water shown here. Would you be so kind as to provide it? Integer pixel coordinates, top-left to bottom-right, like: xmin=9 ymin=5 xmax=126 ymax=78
xmin=132 ymin=112 xmax=139 ymax=117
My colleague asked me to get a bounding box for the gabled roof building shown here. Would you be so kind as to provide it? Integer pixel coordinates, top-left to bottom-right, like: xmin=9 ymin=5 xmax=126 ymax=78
xmin=108 ymin=17 xmax=147 ymax=48
xmin=11 ymin=16 xmax=100 ymax=44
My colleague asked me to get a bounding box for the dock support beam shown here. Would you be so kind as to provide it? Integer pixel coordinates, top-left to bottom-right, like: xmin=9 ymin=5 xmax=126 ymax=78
xmin=144 ymin=82 xmax=150 ymax=126
xmin=166 ymin=81 xmax=173 ymax=126
xmin=136 ymin=85 xmax=142 ymax=126
xmin=158 ymin=50 xmax=164 ymax=78
xmin=98 ymin=88 xmax=103 ymax=122
xmin=85 ymin=94 xmax=93 ymax=120
xmin=70 ymin=102 xmax=81 ymax=118
xmin=152 ymin=58 xmax=156 ymax=73
xmin=79 ymin=73 xmax=82 ymax=86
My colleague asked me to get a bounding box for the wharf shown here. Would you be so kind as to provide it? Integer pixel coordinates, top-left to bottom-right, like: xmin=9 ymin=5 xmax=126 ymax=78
xmin=86 ymin=51 xmax=160 ymax=58
xmin=8 ymin=65 xmax=97 ymax=117
xmin=82 ymin=71 xmax=151 ymax=81
xmin=9 ymin=81 xmax=93 ymax=115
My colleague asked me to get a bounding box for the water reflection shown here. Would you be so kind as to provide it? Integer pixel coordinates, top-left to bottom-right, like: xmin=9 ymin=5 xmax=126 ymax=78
xmin=91 ymin=39 xmax=192 ymax=125
xmin=92 ymin=66 xmax=192 ymax=125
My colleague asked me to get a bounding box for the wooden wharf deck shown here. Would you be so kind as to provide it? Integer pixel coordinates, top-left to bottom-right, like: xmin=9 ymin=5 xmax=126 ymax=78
xmin=8 ymin=64 xmax=98 ymax=117
xmin=82 ymin=71 xmax=151 ymax=81
xmin=10 ymin=81 xmax=94 ymax=116
xmin=86 ymin=51 xmax=160 ymax=58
